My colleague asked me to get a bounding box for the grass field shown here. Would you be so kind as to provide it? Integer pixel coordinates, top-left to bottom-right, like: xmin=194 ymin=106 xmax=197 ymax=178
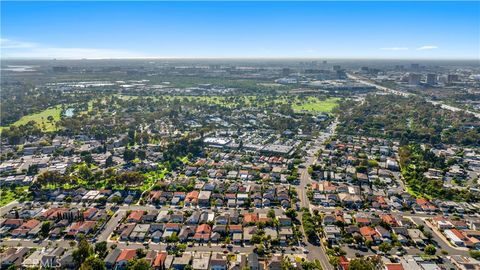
xmin=292 ymin=97 xmax=340 ymax=113
xmin=0 ymin=106 xmax=62 ymax=132
xmin=1 ymin=95 xmax=339 ymax=133
xmin=0 ymin=189 xmax=16 ymax=207
xmin=0 ymin=186 xmax=29 ymax=207
xmin=117 ymin=94 xmax=340 ymax=113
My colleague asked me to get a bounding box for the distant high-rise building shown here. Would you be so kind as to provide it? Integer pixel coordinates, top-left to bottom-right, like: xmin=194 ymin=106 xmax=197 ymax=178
xmin=282 ymin=68 xmax=291 ymax=76
xmin=408 ymin=73 xmax=421 ymax=85
xmin=411 ymin=63 xmax=420 ymax=71
xmin=333 ymin=65 xmax=341 ymax=71
xmin=52 ymin=66 xmax=68 ymax=72
xmin=426 ymin=74 xmax=437 ymax=85
xmin=447 ymin=74 xmax=459 ymax=84
xmin=336 ymin=70 xmax=347 ymax=79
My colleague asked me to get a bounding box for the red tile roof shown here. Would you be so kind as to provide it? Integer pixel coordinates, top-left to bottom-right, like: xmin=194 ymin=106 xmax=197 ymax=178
xmin=20 ymin=219 xmax=40 ymax=229
xmin=153 ymin=252 xmax=167 ymax=267
xmin=385 ymin=263 xmax=404 ymax=270
xmin=127 ymin=210 xmax=144 ymax=221
xmin=243 ymin=213 xmax=258 ymax=223
xmin=196 ymin=224 xmax=211 ymax=234
xmin=116 ymin=249 xmax=137 ymax=262
xmin=359 ymin=226 xmax=378 ymax=237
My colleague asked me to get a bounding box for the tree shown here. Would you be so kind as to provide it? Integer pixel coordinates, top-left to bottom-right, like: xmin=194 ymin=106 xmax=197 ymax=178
xmin=82 ymin=153 xmax=94 ymax=165
xmin=79 ymin=256 xmax=106 ymax=270
xmin=250 ymin=233 xmax=263 ymax=244
xmin=470 ymin=250 xmax=480 ymax=260
xmin=123 ymin=148 xmax=136 ymax=162
xmin=127 ymin=258 xmax=151 ymax=270
xmin=281 ymin=258 xmax=295 ymax=270
xmin=114 ymin=172 xmax=146 ymax=186
xmin=255 ymin=244 xmax=266 ymax=256
xmin=37 ymin=171 xmax=69 ymax=187
xmin=364 ymin=239 xmax=373 ymax=248
xmin=285 ymin=208 xmax=297 ymax=219
xmin=105 ymin=155 xmax=114 ymax=167
xmin=301 ymin=260 xmax=322 ymax=270
xmin=267 ymin=209 xmax=276 ymax=219
xmin=40 ymin=221 xmax=51 ymax=238
xmin=378 ymin=242 xmax=392 ymax=254
xmin=73 ymin=238 xmax=93 ymax=265
xmin=136 ymin=248 xmax=146 ymax=259
xmin=353 ymin=234 xmax=363 ymax=244
xmin=27 ymin=164 xmax=39 ymax=175
xmin=94 ymin=241 xmax=108 ymax=258
xmin=79 ymin=165 xmax=93 ymax=181
xmin=6 ymin=265 xmax=18 ymax=270
xmin=137 ymin=150 xmax=146 ymax=160
xmin=423 ymin=230 xmax=432 ymax=240
xmin=348 ymin=258 xmax=376 ymax=270
xmin=424 ymin=244 xmax=436 ymax=255
xmin=165 ymin=232 xmax=179 ymax=243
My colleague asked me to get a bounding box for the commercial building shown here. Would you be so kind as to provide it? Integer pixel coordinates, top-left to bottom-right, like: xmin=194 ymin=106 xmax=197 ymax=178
xmin=426 ymin=74 xmax=437 ymax=85
xmin=408 ymin=73 xmax=421 ymax=85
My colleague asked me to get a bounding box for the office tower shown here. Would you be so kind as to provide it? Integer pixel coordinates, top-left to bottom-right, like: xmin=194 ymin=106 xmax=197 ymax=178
xmin=408 ymin=73 xmax=421 ymax=85
xmin=52 ymin=66 xmax=68 ymax=72
xmin=426 ymin=74 xmax=437 ymax=85
xmin=447 ymin=74 xmax=459 ymax=84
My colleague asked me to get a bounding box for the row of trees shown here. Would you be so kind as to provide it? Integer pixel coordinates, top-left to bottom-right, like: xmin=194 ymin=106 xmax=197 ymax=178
xmin=399 ymin=144 xmax=477 ymax=202
xmin=35 ymin=170 xmax=146 ymax=189
xmin=74 ymin=236 xmax=150 ymax=270
xmin=335 ymin=95 xmax=480 ymax=146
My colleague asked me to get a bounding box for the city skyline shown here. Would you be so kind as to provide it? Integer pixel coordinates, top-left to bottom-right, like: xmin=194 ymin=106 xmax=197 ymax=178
xmin=1 ymin=1 xmax=479 ymax=59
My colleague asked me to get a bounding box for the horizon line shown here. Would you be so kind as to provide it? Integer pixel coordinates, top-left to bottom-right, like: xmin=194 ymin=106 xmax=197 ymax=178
xmin=2 ymin=56 xmax=479 ymax=61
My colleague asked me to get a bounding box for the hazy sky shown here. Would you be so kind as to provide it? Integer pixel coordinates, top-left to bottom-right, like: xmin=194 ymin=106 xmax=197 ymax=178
xmin=1 ymin=1 xmax=479 ymax=59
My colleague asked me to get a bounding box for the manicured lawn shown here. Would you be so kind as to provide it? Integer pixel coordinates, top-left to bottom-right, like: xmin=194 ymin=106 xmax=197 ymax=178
xmin=0 ymin=186 xmax=29 ymax=206
xmin=292 ymin=97 xmax=340 ymax=113
xmin=116 ymin=94 xmax=340 ymax=113
xmin=405 ymin=185 xmax=432 ymax=200
xmin=140 ymin=168 xmax=168 ymax=191
xmin=0 ymin=189 xmax=16 ymax=207
xmin=1 ymin=106 xmax=62 ymax=132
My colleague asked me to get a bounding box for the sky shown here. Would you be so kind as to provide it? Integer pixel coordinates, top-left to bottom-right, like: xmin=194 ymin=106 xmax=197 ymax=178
xmin=1 ymin=1 xmax=479 ymax=59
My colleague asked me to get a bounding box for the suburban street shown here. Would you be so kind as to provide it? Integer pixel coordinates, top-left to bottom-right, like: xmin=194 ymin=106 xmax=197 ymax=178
xmin=408 ymin=217 xmax=469 ymax=256
xmin=296 ymin=120 xmax=338 ymax=270
xmin=0 ymin=200 xmax=20 ymax=216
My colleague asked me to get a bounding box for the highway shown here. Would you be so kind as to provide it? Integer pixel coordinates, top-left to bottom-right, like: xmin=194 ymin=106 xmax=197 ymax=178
xmin=347 ymin=73 xmax=480 ymax=119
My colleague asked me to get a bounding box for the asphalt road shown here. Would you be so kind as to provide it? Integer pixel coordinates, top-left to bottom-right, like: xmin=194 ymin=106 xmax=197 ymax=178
xmin=0 ymin=200 xmax=20 ymax=216
xmin=97 ymin=210 xmax=126 ymax=242
xmin=296 ymin=120 xmax=338 ymax=270
xmin=408 ymin=217 xmax=469 ymax=256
